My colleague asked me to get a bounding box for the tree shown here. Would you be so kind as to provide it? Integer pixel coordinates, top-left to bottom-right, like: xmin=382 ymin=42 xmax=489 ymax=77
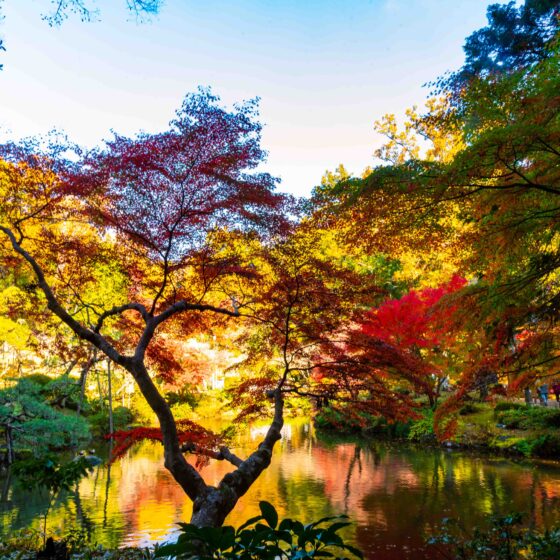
xmin=359 ymin=275 xmax=467 ymax=407
xmin=0 ymin=89 xmax=293 ymax=527
xmin=0 ymin=0 xmax=164 ymax=69
xmin=224 ymin=227 xmax=429 ymax=431
xmin=44 ymin=0 xmax=163 ymax=25
xmin=310 ymin=1 xmax=560 ymax=434
xmin=447 ymin=0 xmax=559 ymax=83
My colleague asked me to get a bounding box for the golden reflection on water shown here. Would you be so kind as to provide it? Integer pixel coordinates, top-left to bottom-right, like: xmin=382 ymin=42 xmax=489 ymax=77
xmin=2 ymin=419 xmax=560 ymax=559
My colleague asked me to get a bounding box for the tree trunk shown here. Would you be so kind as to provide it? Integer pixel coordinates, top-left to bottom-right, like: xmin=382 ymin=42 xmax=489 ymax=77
xmin=190 ymin=389 xmax=285 ymax=527
xmin=77 ymin=350 xmax=97 ymax=416
xmin=191 ymin=487 xmax=238 ymax=527
xmin=126 ymin=358 xmax=285 ymax=527
xmin=107 ymin=359 xmax=114 ymax=435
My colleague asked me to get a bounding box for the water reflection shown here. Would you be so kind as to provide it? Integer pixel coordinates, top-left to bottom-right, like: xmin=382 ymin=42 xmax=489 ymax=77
xmin=1 ymin=419 xmax=559 ymax=559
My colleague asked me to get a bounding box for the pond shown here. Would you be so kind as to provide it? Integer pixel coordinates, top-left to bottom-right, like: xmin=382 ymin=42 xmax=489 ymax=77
xmin=1 ymin=419 xmax=560 ymax=559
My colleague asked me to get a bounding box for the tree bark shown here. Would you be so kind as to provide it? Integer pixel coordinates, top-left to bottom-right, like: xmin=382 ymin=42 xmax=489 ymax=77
xmin=190 ymin=390 xmax=284 ymax=527
xmin=77 ymin=350 xmax=98 ymax=416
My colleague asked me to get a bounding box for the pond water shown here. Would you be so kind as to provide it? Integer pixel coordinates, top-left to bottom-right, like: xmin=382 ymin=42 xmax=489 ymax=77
xmin=1 ymin=419 xmax=560 ymax=559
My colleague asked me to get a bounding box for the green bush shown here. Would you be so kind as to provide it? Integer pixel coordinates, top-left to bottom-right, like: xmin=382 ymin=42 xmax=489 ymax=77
xmin=526 ymin=434 xmax=560 ymax=459
xmin=408 ymin=410 xmax=435 ymax=442
xmin=88 ymin=406 xmax=134 ymax=435
xmin=0 ymin=379 xmax=90 ymax=453
xmin=155 ymin=500 xmax=362 ymax=559
xmin=494 ymin=401 xmax=525 ymax=413
xmin=41 ymin=375 xmax=81 ymax=409
xmin=459 ymin=403 xmax=481 ymax=415
xmin=22 ymin=373 xmax=52 ymax=387
xmin=460 ymin=423 xmax=497 ymax=448
xmin=427 ymin=513 xmax=560 ymax=560
xmin=383 ymin=420 xmax=410 ymax=438
xmin=314 ymin=406 xmax=372 ymax=434
xmin=314 ymin=406 xmax=410 ymax=437
xmin=542 ymin=410 xmax=560 ymax=428
xmin=166 ymin=388 xmax=199 ymax=408
xmin=496 ymin=407 xmax=560 ymax=430
xmin=24 ymin=415 xmax=90 ymax=449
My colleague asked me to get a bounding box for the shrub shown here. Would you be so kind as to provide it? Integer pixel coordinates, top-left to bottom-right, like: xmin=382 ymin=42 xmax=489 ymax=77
xmin=88 ymin=406 xmax=134 ymax=435
xmin=526 ymin=434 xmax=560 ymax=459
xmin=384 ymin=420 xmax=410 ymax=438
xmin=460 ymin=423 xmax=497 ymax=448
xmin=314 ymin=406 xmax=371 ymax=433
xmin=155 ymin=500 xmax=362 ymax=559
xmin=166 ymin=388 xmax=199 ymax=408
xmin=427 ymin=513 xmax=560 ymax=560
xmin=315 ymin=406 xmax=410 ymax=438
xmin=24 ymin=415 xmax=90 ymax=449
xmin=496 ymin=407 xmax=560 ymax=430
xmin=494 ymin=401 xmax=525 ymax=414
xmin=459 ymin=403 xmax=480 ymax=415
xmin=542 ymin=410 xmax=560 ymax=428
xmin=22 ymin=373 xmax=52 ymax=387
xmin=41 ymin=375 xmax=81 ymax=409
xmin=408 ymin=410 xmax=435 ymax=442
xmin=0 ymin=379 xmax=90 ymax=453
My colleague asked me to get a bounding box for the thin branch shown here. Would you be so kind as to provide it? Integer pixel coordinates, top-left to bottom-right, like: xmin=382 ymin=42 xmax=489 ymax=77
xmin=94 ymin=303 xmax=149 ymax=333
xmin=153 ymin=300 xmax=239 ymax=327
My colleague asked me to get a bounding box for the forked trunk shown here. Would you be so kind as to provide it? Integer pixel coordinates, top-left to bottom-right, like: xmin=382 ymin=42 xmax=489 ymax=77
xmin=190 ymin=487 xmax=237 ymax=527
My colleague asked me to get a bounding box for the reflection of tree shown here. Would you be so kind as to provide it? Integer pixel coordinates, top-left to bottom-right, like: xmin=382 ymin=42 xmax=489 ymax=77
xmin=3 ymin=422 xmax=560 ymax=553
xmin=1 ymin=469 xmax=11 ymax=504
xmin=343 ymin=445 xmax=362 ymax=513
xmin=103 ymin=461 xmax=112 ymax=528
xmin=73 ymin=485 xmax=94 ymax=540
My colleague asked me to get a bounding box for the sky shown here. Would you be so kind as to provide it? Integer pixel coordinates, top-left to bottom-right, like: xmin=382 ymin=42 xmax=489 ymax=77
xmin=0 ymin=0 xmax=495 ymax=196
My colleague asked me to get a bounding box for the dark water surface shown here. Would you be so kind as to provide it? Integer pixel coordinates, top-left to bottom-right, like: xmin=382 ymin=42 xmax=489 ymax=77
xmin=1 ymin=419 xmax=560 ymax=559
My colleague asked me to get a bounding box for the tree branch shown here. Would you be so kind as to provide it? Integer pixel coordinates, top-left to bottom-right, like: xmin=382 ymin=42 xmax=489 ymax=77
xmin=94 ymin=303 xmax=149 ymax=332
xmin=153 ymin=300 xmax=239 ymax=327
xmin=0 ymin=225 xmax=126 ymax=365
xmin=218 ymin=389 xmax=284 ymax=499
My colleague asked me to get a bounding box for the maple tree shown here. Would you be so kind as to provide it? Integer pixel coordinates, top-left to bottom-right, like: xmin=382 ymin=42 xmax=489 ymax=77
xmin=0 ymin=89 xmax=295 ymax=527
xmin=218 ymin=225 xmax=426 ymax=432
xmin=359 ymin=275 xmax=467 ymax=407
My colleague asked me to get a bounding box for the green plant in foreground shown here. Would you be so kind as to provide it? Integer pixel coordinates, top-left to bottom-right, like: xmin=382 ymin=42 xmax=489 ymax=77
xmin=427 ymin=513 xmax=560 ymax=560
xmin=155 ymin=500 xmax=363 ymax=559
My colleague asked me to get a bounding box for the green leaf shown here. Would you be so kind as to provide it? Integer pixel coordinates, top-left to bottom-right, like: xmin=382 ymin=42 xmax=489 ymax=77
xmin=216 ymin=525 xmax=236 ymax=550
xmin=309 ymin=514 xmax=349 ymax=528
xmin=154 ymin=542 xmax=187 ymax=557
xmin=259 ymin=500 xmax=279 ymax=529
xmin=237 ymin=514 xmax=264 ymax=532
xmin=324 ymin=522 xmax=351 ymax=534
xmin=341 ymin=543 xmax=364 ymax=558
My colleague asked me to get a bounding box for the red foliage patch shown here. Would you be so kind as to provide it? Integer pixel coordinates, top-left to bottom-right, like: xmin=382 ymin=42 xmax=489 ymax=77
xmin=107 ymin=418 xmax=223 ymax=468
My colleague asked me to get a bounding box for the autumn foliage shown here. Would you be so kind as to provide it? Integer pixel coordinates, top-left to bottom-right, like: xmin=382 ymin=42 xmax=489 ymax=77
xmin=0 ymin=0 xmax=559 ymax=528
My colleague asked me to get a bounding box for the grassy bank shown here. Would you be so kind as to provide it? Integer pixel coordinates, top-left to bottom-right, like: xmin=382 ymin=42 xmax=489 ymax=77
xmin=314 ymin=400 xmax=560 ymax=460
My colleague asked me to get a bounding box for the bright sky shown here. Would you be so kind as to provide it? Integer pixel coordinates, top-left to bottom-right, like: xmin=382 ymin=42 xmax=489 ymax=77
xmin=0 ymin=0 xmax=493 ymax=196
